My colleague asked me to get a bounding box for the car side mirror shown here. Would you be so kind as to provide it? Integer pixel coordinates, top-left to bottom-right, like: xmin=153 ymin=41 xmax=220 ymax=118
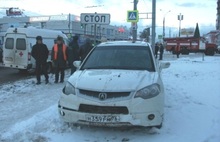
xmin=73 ymin=61 xmax=81 ymax=68
xmin=159 ymin=62 xmax=170 ymax=71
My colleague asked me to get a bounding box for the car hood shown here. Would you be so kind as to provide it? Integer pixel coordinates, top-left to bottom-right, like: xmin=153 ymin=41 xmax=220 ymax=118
xmin=68 ymin=69 xmax=157 ymax=92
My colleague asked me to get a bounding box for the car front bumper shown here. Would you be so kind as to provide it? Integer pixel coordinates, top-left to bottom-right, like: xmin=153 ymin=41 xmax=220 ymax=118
xmin=58 ymin=93 xmax=164 ymax=127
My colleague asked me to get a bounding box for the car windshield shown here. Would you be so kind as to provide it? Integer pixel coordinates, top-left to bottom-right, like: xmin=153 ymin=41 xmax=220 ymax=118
xmin=81 ymin=45 xmax=155 ymax=71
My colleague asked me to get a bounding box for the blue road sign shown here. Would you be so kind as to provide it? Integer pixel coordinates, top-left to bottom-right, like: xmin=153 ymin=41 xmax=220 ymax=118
xmin=127 ymin=10 xmax=139 ymax=22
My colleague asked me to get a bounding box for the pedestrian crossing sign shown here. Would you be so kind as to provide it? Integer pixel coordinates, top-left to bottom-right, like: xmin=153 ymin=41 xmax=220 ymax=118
xmin=127 ymin=10 xmax=139 ymax=22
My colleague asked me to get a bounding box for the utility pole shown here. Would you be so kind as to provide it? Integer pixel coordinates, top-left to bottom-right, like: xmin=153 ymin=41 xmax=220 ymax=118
xmin=94 ymin=24 xmax=97 ymax=45
xmin=151 ymin=0 xmax=156 ymax=52
xmin=132 ymin=0 xmax=138 ymax=42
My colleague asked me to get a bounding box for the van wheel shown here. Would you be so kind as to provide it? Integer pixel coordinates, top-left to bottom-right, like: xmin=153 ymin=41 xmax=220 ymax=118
xmin=47 ymin=62 xmax=52 ymax=73
xmin=18 ymin=69 xmax=28 ymax=74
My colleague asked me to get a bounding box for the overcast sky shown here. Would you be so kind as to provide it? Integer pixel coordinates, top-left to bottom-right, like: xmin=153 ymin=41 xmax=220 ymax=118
xmin=0 ymin=0 xmax=217 ymax=35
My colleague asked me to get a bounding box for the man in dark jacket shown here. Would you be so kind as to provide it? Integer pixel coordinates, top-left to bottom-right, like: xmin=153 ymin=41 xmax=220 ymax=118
xmin=155 ymin=42 xmax=159 ymax=59
xmin=79 ymin=38 xmax=93 ymax=61
xmin=51 ymin=36 xmax=68 ymax=83
xmin=68 ymin=36 xmax=80 ymax=74
xmin=31 ymin=36 xmax=49 ymax=85
xmin=159 ymin=43 xmax=164 ymax=60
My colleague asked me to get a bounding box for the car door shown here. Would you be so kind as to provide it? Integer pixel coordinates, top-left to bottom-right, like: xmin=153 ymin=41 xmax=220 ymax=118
xmin=3 ymin=35 xmax=15 ymax=64
xmin=14 ymin=35 xmax=28 ymax=67
xmin=4 ymin=34 xmax=28 ymax=67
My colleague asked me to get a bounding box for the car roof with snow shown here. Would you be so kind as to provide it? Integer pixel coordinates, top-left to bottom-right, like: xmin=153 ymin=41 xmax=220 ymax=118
xmin=98 ymin=40 xmax=151 ymax=47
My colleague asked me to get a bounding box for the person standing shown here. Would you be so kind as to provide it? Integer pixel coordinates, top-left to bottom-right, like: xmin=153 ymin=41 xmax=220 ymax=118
xmin=159 ymin=43 xmax=164 ymax=60
xmin=51 ymin=36 xmax=68 ymax=83
xmin=31 ymin=36 xmax=49 ymax=85
xmin=176 ymin=45 xmax=181 ymax=58
xmin=68 ymin=36 xmax=80 ymax=74
xmin=155 ymin=42 xmax=159 ymax=59
xmin=79 ymin=38 xmax=93 ymax=61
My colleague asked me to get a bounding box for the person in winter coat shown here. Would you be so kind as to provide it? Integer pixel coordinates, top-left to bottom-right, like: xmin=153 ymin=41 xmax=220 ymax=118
xmin=68 ymin=36 xmax=80 ymax=74
xmin=79 ymin=38 xmax=93 ymax=61
xmin=31 ymin=36 xmax=49 ymax=85
xmin=176 ymin=45 xmax=181 ymax=58
xmin=159 ymin=43 xmax=164 ymax=60
xmin=51 ymin=36 xmax=68 ymax=83
xmin=155 ymin=42 xmax=159 ymax=59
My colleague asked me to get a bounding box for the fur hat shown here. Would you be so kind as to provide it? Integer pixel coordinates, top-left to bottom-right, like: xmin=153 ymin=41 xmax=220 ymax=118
xmin=36 ymin=36 xmax=42 ymax=41
xmin=57 ymin=36 xmax=63 ymax=41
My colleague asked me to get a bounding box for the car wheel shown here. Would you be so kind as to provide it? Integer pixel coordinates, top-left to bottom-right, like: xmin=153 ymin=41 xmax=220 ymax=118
xmin=205 ymin=48 xmax=215 ymax=56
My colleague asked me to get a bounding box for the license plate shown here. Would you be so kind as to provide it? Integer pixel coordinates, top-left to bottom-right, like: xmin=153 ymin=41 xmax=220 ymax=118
xmin=85 ymin=115 xmax=120 ymax=123
xmin=5 ymin=57 xmax=13 ymax=61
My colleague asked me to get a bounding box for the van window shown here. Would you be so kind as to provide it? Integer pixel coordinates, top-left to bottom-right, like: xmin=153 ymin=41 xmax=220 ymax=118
xmin=16 ymin=38 xmax=26 ymax=50
xmin=5 ymin=38 xmax=14 ymax=49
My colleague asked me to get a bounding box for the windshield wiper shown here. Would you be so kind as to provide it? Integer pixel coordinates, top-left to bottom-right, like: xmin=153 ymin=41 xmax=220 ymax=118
xmin=82 ymin=66 xmax=117 ymax=69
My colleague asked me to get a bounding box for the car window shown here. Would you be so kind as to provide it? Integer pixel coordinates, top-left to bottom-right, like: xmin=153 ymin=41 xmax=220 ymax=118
xmin=16 ymin=38 xmax=26 ymax=50
xmin=5 ymin=38 xmax=14 ymax=49
xmin=81 ymin=45 xmax=155 ymax=71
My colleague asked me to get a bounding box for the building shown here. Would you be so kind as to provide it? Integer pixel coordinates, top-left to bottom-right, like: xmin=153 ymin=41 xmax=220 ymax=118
xmin=0 ymin=13 xmax=130 ymax=46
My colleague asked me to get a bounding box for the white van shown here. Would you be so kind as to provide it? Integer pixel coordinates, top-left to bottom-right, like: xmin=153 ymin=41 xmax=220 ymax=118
xmin=3 ymin=27 xmax=68 ymax=72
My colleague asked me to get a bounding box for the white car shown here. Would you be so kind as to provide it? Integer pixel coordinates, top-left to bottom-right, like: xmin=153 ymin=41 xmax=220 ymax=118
xmin=58 ymin=41 xmax=170 ymax=128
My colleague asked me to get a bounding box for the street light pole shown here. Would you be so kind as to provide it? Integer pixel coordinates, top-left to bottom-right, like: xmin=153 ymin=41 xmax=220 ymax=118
xmin=151 ymin=0 xmax=156 ymax=50
xmin=162 ymin=10 xmax=170 ymax=38
xmin=132 ymin=0 xmax=138 ymax=43
xmin=178 ymin=13 xmax=183 ymax=37
xmin=163 ymin=17 xmax=165 ymax=38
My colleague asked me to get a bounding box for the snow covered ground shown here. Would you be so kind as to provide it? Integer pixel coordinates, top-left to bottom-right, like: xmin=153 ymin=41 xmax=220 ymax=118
xmin=0 ymin=53 xmax=220 ymax=142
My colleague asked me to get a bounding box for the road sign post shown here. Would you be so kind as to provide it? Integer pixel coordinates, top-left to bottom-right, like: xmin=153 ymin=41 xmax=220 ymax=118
xmin=80 ymin=13 xmax=110 ymax=25
xmin=80 ymin=13 xmax=110 ymax=45
xmin=127 ymin=10 xmax=139 ymax=42
xmin=127 ymin=10 xmax=139 ymax=22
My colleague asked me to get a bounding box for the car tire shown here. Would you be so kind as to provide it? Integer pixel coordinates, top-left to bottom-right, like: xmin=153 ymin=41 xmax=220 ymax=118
xmin=205 ymin=48 xmax=215 ymax=56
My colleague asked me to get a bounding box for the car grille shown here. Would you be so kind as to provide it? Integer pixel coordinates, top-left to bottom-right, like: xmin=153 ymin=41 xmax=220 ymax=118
xmin=79 ymin=89 xmax=130 ymax=99
xmin=79 ymin=104 xmax=129 ymax=114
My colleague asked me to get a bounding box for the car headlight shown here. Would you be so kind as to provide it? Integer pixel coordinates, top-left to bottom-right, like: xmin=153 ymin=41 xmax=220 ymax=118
xmin=63 ymin=81 xmax=76 ymax=95
xmin=134 ymin=83 xmax=160 ymax=99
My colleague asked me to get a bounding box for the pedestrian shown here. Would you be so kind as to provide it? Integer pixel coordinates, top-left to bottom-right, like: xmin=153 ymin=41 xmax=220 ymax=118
xmin=176 ymin=45 xmax=181 ymax=58
xmin=31 ymin=36 xmax=49 ymax=85
xmin=159 ymin=43 xmax=164 ymax=60
xmin=155 ymin=42 xmax=159 ymax=59
xmin=79 ymin=38 xmax=93 ymax=61
xmin=51 ymin=36 xmax=68 ymax=83
xmin=68 ymin=35 xmax=80 ymax=74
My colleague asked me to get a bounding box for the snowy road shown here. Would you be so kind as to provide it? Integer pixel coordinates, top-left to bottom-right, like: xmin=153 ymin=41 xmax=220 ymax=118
xmin=0 ymin=63 xmax=34 ymax=85
xmin=0 ymin=53 xmax=220 ymax=142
